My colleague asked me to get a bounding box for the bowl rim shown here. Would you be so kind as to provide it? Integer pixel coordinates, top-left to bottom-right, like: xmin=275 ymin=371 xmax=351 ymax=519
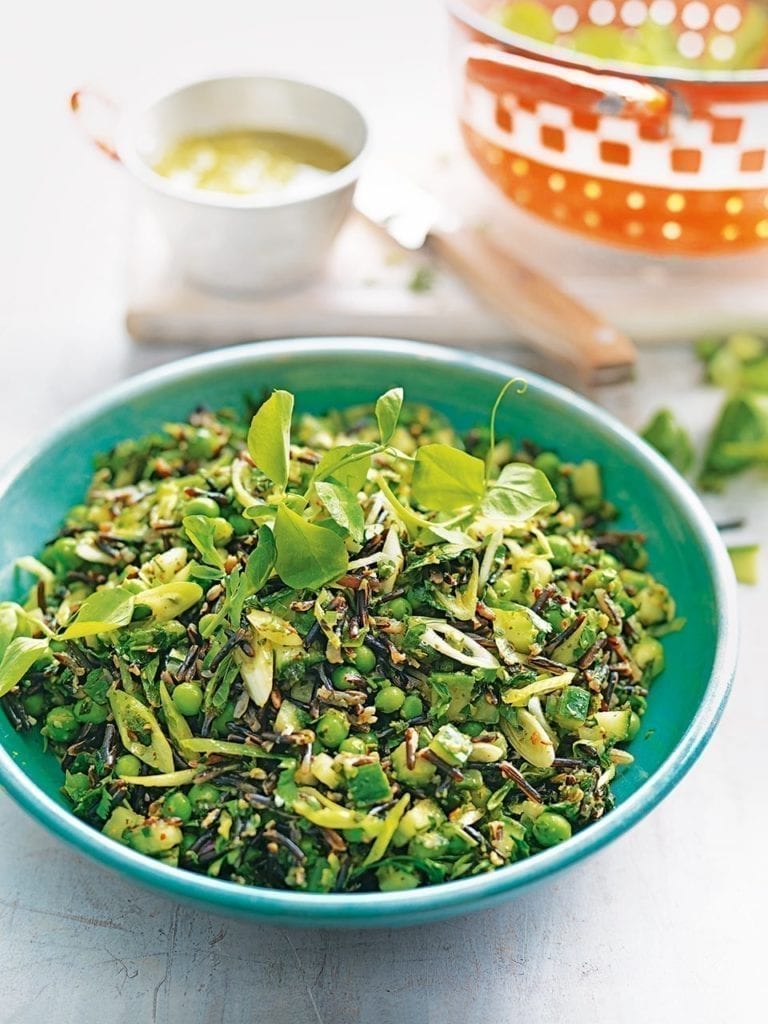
xmin=118 ymin=74 xmax=369 ymax=211
xmin=0 ymin=338 xmax=738 ymax=924
xmin=446 ymin=0 xmax=768 ymax=86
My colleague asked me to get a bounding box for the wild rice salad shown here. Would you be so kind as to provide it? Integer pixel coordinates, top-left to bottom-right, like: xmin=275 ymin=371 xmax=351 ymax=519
xmin=0 ymin=385 xmax=679 ymax=892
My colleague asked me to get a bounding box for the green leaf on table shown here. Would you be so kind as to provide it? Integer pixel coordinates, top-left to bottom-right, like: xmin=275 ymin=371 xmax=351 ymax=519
xmin=481 ymin=463 xmax=556 ymax=523
xmin=60 ymin=586 xmax=136 ymax=639
xmin=0 ymin=637 xmax=50 ymax=698
xmin=247 ymin=389 xmax=294 ymax=491
xmin=411 ymin=444 xmax=486 ymax=513
xmin=183 ymin=514 xmax=225 ymax=569
xmin=315 ymin=480 xmax=365 ymax=545
xmin=640 ymin=408 xmax=695 ymax=475
xmin=312 ymin=443 xmax=376 ymax=494
xmin=375 ymin=387 xmax=404 ymax=446
xmin=273 ymin=504 xmax=349 ymax=590
xmin=244 ymin=525 xmax=277 ymax=594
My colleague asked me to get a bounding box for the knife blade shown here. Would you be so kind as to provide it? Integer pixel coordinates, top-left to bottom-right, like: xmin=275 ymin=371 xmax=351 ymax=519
xmin=354 ymin=162 xmax=637 ymax=385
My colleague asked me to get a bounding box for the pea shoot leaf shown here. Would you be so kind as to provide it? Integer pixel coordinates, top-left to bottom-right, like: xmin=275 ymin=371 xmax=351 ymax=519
xmin=480 ymin=463 xmax=556 ymax=523
xmin=411 ymin=444 xmax=486 ymax=513
xmin=183 ymin=515 xmax=225 ymax=570
xmin=375 ymin=387 xmax=404 ymax=446
xmin=247 ymin=390 xmax=294 ymax=491
xmin=60 ymin=586 xmax=136 ymax=639
xmin=315 ymin=480 xmax=365 ymax=545
xmin=0 ymin=637 xmax=50 ymax=698
xmin=273 ymin=504 xmax=349 ymax=589
xmin=244 ymin=525 xmax=277 ymax=594
xmin=312 ymin=443 xmax=376 ymax=494
xmin=186 ymin=562 xmax=225 ymax=583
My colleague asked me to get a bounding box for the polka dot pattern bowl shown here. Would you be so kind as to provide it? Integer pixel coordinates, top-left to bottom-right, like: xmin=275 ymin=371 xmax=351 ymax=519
xmin=449 ymin=0 xmax=768 ymax=255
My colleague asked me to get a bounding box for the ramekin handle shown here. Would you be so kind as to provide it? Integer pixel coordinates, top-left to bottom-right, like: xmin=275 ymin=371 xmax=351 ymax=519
xmin=70 ymin=89 xmax=121 ymax=161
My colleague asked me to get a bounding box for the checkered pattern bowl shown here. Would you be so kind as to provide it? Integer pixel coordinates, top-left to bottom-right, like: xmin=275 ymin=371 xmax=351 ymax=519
xmin=449 ymin=0 xmax=768 ymax=254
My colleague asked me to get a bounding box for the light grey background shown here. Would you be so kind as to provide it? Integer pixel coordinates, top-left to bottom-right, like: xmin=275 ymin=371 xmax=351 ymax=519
xmin=1 ymin=3 xmax=765 ymax=1022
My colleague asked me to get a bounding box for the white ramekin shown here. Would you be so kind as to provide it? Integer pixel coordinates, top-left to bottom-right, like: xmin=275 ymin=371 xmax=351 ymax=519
xmin=78 ymin=75 xmax=368 ymax=294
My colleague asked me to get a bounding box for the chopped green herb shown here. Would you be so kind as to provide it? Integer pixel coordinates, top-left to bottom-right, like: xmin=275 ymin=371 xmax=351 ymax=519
xmin=408 ymin=266 xmax=435 ymax=293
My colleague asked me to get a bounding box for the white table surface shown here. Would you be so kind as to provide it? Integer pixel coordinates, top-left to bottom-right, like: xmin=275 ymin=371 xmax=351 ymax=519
xmin=1 ymin=3 xmax=765 ymax=1022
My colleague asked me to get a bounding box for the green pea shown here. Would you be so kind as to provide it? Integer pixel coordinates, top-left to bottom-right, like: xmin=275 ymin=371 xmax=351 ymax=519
xmin=331 ymin=665 xmax=363 ymax=691
xmin=339 ymin=736 xmax=367 ymax=755
xmin=186 ymin=428 xmax=220 ymax=461
xmin=380 ymin=597 xmax=411 ymax=620
xmin=130 ymin=603 xmax=153 ymax=622
xmin=66 ymin=504 xmax=89 ymax=525
xmin=48 ymin=536 xmax=81 ymax=572
xmin=183 ymin=495 xmax=220 ymax=518
xmin=188 ymin=783 xmax=220 ymax=809
xmin=115 ymin=754 xmax=142 ymax=777
xmin=172 ymin=681 xmax=203 ymax=717
xmin=126 ymin=820 xmax=183 ymax=856
xmin=74 ymin=697 xmax=108 ymax=724
xmin=22 ymin=692 xmax=46 ymax=718
xmin=315 ymin=709 xmax=350 ymax=749
xmin=375 ymin=686 xmax=406 ymax=714
xmin=43 ymin=706 xmax=79 ymax=743
xmin=229 ymin=513 xmax=252 ymax=537
xmin=400 ymin=694 xmax=424 ymax=720
xmin=163 ymin=791 xmax=193 ymax=823
xmin=534 ymin=451 xmax=560 ymax=479
xmin=627 ymin=711 xmax=642 ymax=741
xmin=459 ymin=721 xmax=484 ymax=738
xmin=533 ymin=811 xmax=572 ymax=847
xmin=377 ymin=864 xmax=420 ymax=892
xmin=547 ymin=535 xmax=572 ymax=567
xmin=352 ymin=644 xmax=377 ymax=675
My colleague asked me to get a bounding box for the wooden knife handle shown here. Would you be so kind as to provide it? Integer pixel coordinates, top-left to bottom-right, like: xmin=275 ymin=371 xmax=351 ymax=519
xmin=429 ymin=225 xmax=637 ymax=384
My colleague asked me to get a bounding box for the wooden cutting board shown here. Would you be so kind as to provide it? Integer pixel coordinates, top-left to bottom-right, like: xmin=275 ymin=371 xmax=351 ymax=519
xmin=126 ymin=151 xmax=768 ymax=349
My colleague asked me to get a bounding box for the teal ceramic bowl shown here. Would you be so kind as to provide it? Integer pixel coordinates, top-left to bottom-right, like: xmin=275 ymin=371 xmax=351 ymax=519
xmin=0 ymin=339 xmax=737 ymax=927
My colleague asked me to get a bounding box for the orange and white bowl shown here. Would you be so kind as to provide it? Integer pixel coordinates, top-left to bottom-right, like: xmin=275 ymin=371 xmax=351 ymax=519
xmin=448 ymin=0 xmax=768 ymax=255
